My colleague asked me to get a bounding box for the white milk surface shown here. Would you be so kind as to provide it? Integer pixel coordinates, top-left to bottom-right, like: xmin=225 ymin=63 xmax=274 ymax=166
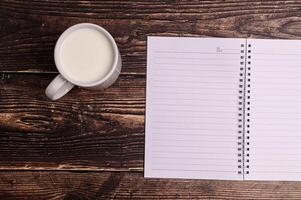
xmin=60 ymin=28 xmax=114 ymax=84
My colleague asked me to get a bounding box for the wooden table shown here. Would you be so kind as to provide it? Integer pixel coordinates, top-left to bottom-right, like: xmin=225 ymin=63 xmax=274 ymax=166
xmin=2 ymin=0 xmax=301 ymax=199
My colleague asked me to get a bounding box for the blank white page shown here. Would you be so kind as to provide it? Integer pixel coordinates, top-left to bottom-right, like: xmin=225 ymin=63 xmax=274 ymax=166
xmin=145 ymin=36 xmax=245 ymax=180
xmin=246 ymin=39 xmax=301 ymax=181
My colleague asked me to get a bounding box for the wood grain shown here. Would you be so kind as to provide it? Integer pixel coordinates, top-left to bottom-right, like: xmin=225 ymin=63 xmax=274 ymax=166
xmin=2 ymin=1 xmax=301 ymax=73
xmin=2 ymin=171 xmax=301 ymax=200
xmin=0 ymin=73 xmax=145 ymax=171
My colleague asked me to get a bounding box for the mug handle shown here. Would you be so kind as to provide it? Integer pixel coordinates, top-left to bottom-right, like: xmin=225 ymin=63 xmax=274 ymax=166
xmin=45 ymin=74 xmax=74 ymax=100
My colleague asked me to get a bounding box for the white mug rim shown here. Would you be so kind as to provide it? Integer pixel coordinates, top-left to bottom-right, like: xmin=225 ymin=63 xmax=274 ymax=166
xmin=54 ymin=23 xmax=119 ymax=87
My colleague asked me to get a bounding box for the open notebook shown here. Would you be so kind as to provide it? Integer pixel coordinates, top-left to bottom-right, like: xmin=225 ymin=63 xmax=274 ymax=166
xmin=145 ymin=36 xmax=301 ymax=181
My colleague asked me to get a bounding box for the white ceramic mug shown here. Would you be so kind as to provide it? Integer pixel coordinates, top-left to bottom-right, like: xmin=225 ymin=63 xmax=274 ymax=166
xmin=45 ymin=23 xmax=121 ymax=100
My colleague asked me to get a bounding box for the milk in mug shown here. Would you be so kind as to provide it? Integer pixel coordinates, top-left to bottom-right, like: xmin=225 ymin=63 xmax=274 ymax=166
xmin=59 ymin=28 xmax=114 ymax=84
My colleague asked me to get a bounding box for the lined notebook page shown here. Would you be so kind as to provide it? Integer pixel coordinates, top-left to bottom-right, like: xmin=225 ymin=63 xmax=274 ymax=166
xmin=145 ymin=37 xmax=245 ymax=180
xmin=246 ymin=39 xmax=301 ymax=181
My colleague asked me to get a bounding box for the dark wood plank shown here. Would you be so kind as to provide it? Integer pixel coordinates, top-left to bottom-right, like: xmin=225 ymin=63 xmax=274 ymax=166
xmin=1 ymin=171 xmax=301 ymax=199
xmin=2 ymin=1 xmax=301 ymax=73
xmin=0 ymin=73 xmax=145 ymax=171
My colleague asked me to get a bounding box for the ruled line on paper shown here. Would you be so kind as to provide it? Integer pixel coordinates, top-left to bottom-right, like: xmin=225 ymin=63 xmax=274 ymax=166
xmin=152 ymin=68 xmax=238 ymax=72
xmin=248 ymin=141 xmax=301 ymax=145
xmin=154 ymin=103 xmax=237 ymax=108
xmin=152 ymin=109 xmax=236 ymax=113
xmin=252 ymin=52 xmax=301 ymax=56
xmin=152 ymin=101 xmax=237 ymax=107
xmin=153 ymin=91 xmax=238 ymax=96
xmin=151 ymin=127 xmax=237 ymax=131
xmin=152 ymin=121 xmax=237 ymax=125
xmin=152 ymin=150 xmax=235 ymax=154
xmin=153 ymin=163 xmax=236 ymax=167
xmin=248 ymin=121 xmax=301 ymax=126
xmin=152 ymin=73 xmax=239 ymax=78
xmin=251 ymin=171 xmax=301 ymax=174
xmin=152 ymin=150 xmax=237 ymax=154
xmin=152 ymin=144 xmax=236 ymax=148
xmin=153 ymin=85 xmax=238 ymax=91
xmin=255 ymin=58 xmax=301 ymax=62
xmin=223 ymin=48 xmax=241 ymax=51
xmin=151 ymin=169 xmax=237 ymax=172
xmin=250 ymin=64 xmax=301 ymax=67
xmin=251 ymin=82 xmax=301 ymax=86
xmin=151 ymin=147 xmax=237 ymax=151
xmin=250 ymin=97 xmax=300 ymax=103
xmin=154 ymin=62 xmax=238 ymax=67
xmin=152 ymin=115 xmax=237 ymax=120
xmin=246 ymin=151 xmax=301 ymax=156
xmin=151 ymin=98 xmax=237 ymax=103
xmin=252 ymin=70 xmax=301 ymax=74
xmin=251 ymin=118 xmax=301 ymax=122
xmin=152 ymin=133 xmax=237 ymax=137
xmin=250 ymin=134 xmax=301 ymax=138
xmin=251 ymin=106 xmax=301 ymax=110
xmin=250 ymin=65 xmax=301 ymax=70
xmin=244 ymin=146 xmax=301 ymax=150
xmin=248 ymin=110 xmax=301 ymax=114
xmin=249 ymin=164 xmax=301 ymax=167
xmin=150 ymin=126 xmax=237 ymax=130
xmin=250 ymin=128 xmax=301 ymax=133
xmin=154 ymin=50 xmax=240 ymax=55
xmin=251 ymin=88 xmax=301 ymax=93
xmin=152 ymin=80 xmax=238 ymax=84
xmin=251 ymin=158 xmax=301 ymax=162
xmin=152 ymin=156 xmax=237 ymax=161
xmin=155 ymin=57 xmax=239 ymax=60
xmin=152 ymin=134 xmax=236 ymax=139
xmin=151 ymin=139 xmax=236 ymax=143
xmin=152 ymin=103 xmax=237 ymax=108
xmin=248 ymin=93 xmax=301 ymax=97
xmin=250 ymin=75 xmax=301 ymax=80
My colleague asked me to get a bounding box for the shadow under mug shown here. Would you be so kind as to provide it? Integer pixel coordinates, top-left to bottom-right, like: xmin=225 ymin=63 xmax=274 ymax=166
xmin=45 ymin=23 xmax=122 ymax=100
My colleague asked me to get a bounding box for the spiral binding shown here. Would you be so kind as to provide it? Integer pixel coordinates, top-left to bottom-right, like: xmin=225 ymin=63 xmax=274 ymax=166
xmin=237 ymin=43 xmax=245 ymax=175
xmin=245 ymin=43 xmax=251 ymax=175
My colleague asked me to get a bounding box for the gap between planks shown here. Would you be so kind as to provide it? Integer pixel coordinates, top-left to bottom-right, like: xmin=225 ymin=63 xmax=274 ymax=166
xmin=0 ymin=167 xmax=144 ymax=173
xmin=0 ymin=71 xmax=146 ymax=76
